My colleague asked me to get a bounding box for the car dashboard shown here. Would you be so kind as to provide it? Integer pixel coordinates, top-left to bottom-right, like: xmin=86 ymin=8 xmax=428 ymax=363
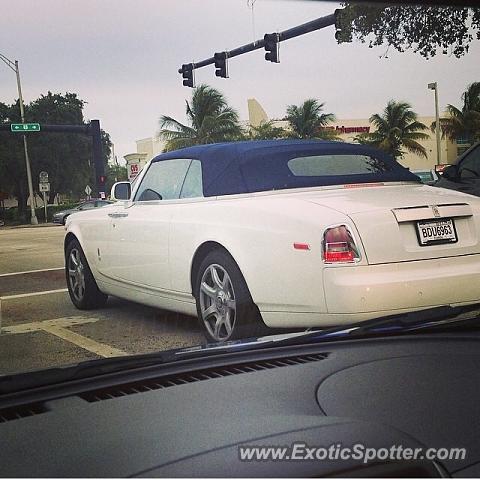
xmin=0 ymin=332 xmax=479 ymax=477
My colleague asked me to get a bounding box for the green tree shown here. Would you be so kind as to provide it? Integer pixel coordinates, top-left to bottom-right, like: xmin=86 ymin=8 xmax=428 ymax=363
xmin=27 ymin=92 xmax=92 ymax=203
xmin=158 ymin=84 xmax=242 ymax=152
xmin=338 ymin=4 xmax=480 ymax=59
xmin=245 ymin=120 xmax=286 ymax=140
xmin=0 ymin=101 xmax=28 ymax=220
xmin=0 ymin=92 xmax=112 ymax=220
xmin=284 ymin=99 xmax=336 ymax=140
xmin=436 ymin=82 xmax=480 ymax=145
xmin=105 ymin=163 xmax=128 ymax=194
xmin=355 ymin=100 xmax=429 ymax=160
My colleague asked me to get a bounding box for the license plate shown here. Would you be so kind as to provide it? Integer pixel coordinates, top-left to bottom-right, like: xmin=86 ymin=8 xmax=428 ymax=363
xmin=416 ymin=218 xmax=457 ymax=246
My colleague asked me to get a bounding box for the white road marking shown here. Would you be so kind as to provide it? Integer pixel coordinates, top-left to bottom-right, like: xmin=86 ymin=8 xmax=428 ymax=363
xmin=2 ymin=316 xmax=99 ymax=334
xmin=2 ymin=316 xmax=128 ymax=358
xmin=0 ymin=267 xmax=64 ymax=277
xmin=41 ymin=326 xmax=127 ymax=358
xmin=0 ymin=288 xmax=68 ymax=301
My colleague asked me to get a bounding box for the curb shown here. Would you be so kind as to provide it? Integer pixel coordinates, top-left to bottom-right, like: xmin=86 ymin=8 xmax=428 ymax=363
xmin=0 ymin=223 xmax=60 ymax=230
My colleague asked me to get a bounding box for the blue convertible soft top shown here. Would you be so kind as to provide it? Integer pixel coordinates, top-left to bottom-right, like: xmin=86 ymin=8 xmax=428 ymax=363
xmin=152 ymin=140 xmax=420 ymax=197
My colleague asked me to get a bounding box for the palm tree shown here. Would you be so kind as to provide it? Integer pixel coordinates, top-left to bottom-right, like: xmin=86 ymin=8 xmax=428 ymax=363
xmin=246 ymin=120 xmax=286 ymax=140
xmin=158 ymin=84 xmax=242 ymax=152
xmin=435 ymin=82 xmax=480 ymax=145
xmin=355 ymin=100 xmax=429 ymax=159
xmin=284 ymin=99 xmax=336 ymax=140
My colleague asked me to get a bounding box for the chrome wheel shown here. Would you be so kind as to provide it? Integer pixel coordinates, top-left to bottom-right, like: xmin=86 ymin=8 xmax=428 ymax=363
xmin=68 ymin=248 xmax=86 ymax=302
xmin=199 ymin=264 xmax=236 ymax=342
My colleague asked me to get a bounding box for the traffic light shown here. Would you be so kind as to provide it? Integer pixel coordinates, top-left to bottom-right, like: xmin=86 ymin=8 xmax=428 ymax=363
xmin=334 ymin=9 xmax=349 ymax=43
xmin=181 ymin=63 xmax=195 ymax=88
xmin=264 ymin=33 xmax=280 ymax=63
xmin=99 ymin=175 xmax=106 ymax=184
xmin=214 ymin=52 xmax=228 ymax=78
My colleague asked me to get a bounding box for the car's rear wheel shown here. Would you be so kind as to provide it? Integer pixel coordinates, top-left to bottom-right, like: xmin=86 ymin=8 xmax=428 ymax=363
xmin=65 ymin=239 xmax=107 ymax=309
xmin=194 ymin=250 xmax=269 ymax=342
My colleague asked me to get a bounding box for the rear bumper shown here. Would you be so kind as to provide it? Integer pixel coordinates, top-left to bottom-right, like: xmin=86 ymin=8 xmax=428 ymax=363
xmin=260 ymin=254 xmax=480 ymax=329
xmin=324 ymin=254 xmax=480 ymax=314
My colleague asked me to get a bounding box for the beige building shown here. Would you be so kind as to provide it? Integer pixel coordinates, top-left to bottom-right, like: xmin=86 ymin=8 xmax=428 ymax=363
xmin=126 ymin=98 xmax=460 ymax=172
xmin=247 ymin=98 xmax=458 ymax=170
xmin=320 ymin=117 xmax=458 ymax=170
xmin=124 ymin=137 xmax=166 ymax=181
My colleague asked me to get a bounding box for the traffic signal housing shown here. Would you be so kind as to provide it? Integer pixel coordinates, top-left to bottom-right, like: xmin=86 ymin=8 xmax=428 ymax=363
xmin=264 ymin=33 xmax=280 ymax=63
xmin=334 ymin=9 xmax=349 ymax=43
xmin=181 ymin=64 xmax=195 ymax=88
xmin=214 ymin=52 xmax=228 ymax=78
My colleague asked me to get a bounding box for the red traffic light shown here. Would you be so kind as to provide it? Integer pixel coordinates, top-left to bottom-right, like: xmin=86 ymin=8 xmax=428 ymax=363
xmin=99 ymin=175 xmax=106 ymax=184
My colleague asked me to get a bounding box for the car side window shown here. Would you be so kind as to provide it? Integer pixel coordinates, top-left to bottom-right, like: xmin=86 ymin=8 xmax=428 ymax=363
xmin=459 ymin=146 xmax=480 ymax=178
xmin=180 ymin=160 xmax=203 ymax=198
xmin=135 ymin=159 xmax=192 ymax=202
xmin=79 ymin=202 xmax=95 ymax=210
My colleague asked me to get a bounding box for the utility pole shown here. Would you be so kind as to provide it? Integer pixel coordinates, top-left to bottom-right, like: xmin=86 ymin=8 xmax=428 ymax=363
xmin=428 ymin=82 xmax=442 ymax=166
xmin=0 ymin=53 xmax=38 ymax=224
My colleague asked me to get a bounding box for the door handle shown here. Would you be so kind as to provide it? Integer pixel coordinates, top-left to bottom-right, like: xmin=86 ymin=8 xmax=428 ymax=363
xmin=108 ymin=212 xmax=129 ymax=218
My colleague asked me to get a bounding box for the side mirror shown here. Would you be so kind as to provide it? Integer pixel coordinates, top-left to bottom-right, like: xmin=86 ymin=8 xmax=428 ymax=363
xmin=111 ymin=181 xmax=131 ymax=201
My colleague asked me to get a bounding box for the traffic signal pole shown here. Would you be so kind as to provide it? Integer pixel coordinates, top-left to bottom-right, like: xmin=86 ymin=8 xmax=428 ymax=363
xmin=178 ymin=12 xmax=336 ymax=83
xmin=0 ymin=121 xmax=106 ymax=199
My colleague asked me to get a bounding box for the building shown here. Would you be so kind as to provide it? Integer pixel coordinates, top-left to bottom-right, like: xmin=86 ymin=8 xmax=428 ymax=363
xmin=124 ymin=137 xmax=165 ymax=181
xmin=246 ymin=99 xmax=459 ymax=170
xmin=125 ymin=98 xmax=461 ymax=172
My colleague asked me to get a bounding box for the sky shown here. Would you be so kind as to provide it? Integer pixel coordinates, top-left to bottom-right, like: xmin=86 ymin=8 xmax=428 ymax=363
xmin=1 ymin=0 xmax=479 ymax=163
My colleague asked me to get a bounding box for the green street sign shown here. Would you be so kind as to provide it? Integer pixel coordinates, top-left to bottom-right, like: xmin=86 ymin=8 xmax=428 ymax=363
xmin=10 ymin=123 xmax=41 ymax=132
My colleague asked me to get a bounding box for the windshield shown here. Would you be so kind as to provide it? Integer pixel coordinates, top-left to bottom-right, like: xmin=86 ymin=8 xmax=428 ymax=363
xmin=1 ymin=0 xmax=479 ymax=379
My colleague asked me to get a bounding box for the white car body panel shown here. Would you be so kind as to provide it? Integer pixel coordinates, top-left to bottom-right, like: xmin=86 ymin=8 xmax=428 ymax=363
xmin=66 ymin=179 xmax=480 ymax=329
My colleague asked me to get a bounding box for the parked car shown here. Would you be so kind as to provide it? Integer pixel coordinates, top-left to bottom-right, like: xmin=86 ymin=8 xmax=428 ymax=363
xmin=435 ymin=142 xmax=480 ymax=196
xmin=53 ymin=200 xmax=113 ymax=225
xmin=411 ymin=169 xmax=439 ymax=185
xmin=65 ymin=140 xmax=480 ymax=342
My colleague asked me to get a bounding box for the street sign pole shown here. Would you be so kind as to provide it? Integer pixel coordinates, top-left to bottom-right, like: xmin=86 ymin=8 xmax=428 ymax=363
xmin=15 ymin=60 xmax=38 ymax=225
xmin=43 ymin=191 xmax=47 ymax=223
xmin=39 ymin=172 xmax=49 ymax=223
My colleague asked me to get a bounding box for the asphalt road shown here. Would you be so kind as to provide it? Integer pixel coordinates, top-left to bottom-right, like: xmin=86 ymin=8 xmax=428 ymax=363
xmin=0 ymin=225 xmax=203 ymax=376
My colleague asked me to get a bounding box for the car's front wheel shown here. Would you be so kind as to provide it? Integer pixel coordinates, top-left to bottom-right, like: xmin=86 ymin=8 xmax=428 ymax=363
xmin=194 ymin=250 xmax=269 ymax=342
xmin=65 ymin=239 xmax=108 ymax=309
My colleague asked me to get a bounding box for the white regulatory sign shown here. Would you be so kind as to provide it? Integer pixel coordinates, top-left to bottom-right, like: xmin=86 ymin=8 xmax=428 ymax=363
xmin=39 ymin=171 xmax=49 ymax=182
xmin=39 ymin=183 xmax=50 ymax=193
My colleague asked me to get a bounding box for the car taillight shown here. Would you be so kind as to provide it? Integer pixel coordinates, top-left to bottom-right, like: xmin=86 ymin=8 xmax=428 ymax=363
xmin=323 ymin=225 xmax=359 ymax=263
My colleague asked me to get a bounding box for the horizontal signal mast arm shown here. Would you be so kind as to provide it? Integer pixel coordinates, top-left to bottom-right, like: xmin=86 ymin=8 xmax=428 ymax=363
xmin=177 ymin=11 xmax=337 ymax=74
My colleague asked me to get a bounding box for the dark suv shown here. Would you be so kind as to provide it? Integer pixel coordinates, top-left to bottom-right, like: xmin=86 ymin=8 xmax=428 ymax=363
xmin=436 ymin=142 xmax=480 ymax=196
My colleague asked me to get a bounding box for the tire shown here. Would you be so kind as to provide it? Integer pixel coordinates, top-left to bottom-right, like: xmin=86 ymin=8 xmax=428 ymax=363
xmin=65 ymin=239 xmax=108 ymax=309
xmin=194 ymin=249 xmax=270 ymax=342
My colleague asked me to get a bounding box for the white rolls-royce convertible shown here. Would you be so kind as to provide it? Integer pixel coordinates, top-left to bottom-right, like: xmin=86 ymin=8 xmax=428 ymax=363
xmin=65 ymin=140 xmax=480 ymax=342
